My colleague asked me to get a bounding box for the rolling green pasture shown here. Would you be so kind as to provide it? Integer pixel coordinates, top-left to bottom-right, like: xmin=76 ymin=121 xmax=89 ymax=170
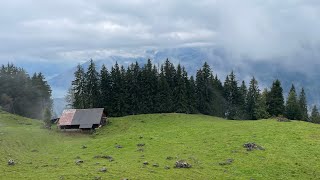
xmin=1 ymin=111 xmax=320 ymax=179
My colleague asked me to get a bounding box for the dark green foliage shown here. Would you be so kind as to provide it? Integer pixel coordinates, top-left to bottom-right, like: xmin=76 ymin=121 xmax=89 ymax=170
xmin=70 ymin=59 xmax=311 ymax=123
xmin=0 ymin=64 xmax=52 ymax=119
xmin=174 ymin=65 xmax=188 ymax=113
xmin=298 ymin=88 xmax=308 ymax=121
xmin=156 ymin=65 xmax=173 ymax=113
xmin=85 ymin=59 xmax=100 ymax=108
xmin=311 ymin=105 xmax=320 ymax=123
xmin=71 ymin=65 xmax=86 ymax=109
xmin=285 ymin=85 xmax=300 ymax=120
xmin=267 ymin=80 xmax=285 ymax=117
xmin=256 ymin=89 xmax=270 ymax=119
xmin=100 ymin=65 xmax=112 ymax=113
xmin=246 ymin=77 xmax=260 ymax=120
xmin=224 ymin=71 xmax=241 ymax=119
xmin=186 ymin=76 xmax=197 ymax=114
xmin=238 ymin=80 xmax=248 ymax=119
xmin=196 ymin=62 xmax=215 ymax=115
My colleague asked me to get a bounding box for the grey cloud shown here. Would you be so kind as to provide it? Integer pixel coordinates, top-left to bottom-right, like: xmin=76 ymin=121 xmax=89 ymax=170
xmin=0 ymin=0 xmax=320 ymax=66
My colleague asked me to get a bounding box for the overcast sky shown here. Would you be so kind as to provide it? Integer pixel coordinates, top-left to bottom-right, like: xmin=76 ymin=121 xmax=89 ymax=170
xmin=1 ymin=0 xmax=320 ymax=65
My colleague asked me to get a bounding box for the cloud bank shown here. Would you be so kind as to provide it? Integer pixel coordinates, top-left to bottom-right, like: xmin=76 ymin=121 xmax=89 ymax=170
xmin=1 ymin=0 xmax=320 ymax=67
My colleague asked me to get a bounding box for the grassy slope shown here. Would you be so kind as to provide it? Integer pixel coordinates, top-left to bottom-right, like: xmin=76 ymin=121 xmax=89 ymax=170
xmin=1 ymin=112 xmax=320 ymax=179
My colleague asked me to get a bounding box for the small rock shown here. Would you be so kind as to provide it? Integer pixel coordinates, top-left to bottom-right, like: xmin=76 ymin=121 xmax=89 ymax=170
xmin=243 ymin=143 xmax=265 ymax=151
xmin=164 ymin=165 xmax=170 ymax=170
xmin=143 ymin=161 xmax=149 ymax=165
xmin=75 ymin=159 xmax=84 ymax=165
xmin=166 ymin=156 xmax=174 ymax=160
xmin=94 ymin=176 xmax=102 ymax=180
xmin=137 ymin=148 xmax=144 ymax=152
xmin=219 ymin=159 xmax=234 ymax=166
xmin=8 ymin=159 xmax=15 ymax=166
xmin=115 ymin=145 xmax=123 ymax=149
xmin=175 ymin=160 xmax=191 ymax=168
xmin=153 ymin=163 xmax=159 ymax=167
xmin=137 ymin=143 xmax=145 ymax=147
xmin=82 ymin=145 xmax=87 ymax=149
xmin=99 ymin=167 xmax=107 ymax=172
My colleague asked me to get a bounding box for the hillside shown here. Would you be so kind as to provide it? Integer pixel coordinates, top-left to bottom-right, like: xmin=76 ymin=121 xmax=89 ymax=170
xmin=1 ymin=112 xmax=320 ymax=179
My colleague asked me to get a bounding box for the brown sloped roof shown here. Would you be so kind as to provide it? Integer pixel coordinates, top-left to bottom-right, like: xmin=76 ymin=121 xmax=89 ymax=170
xmin=58 ymin=108 xmax=104 ymax=128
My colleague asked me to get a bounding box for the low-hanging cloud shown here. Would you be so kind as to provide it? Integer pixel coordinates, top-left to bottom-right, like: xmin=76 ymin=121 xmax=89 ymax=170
xmin=0 ymin=0 xmax=320 ymax=68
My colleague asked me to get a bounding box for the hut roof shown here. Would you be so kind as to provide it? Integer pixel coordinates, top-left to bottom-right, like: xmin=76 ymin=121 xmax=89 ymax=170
xmin=58 ymin=108 xmax=104 ymax=128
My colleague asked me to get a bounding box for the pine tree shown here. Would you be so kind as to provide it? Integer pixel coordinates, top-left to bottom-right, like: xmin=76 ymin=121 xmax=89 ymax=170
xmin=196 ymin=62 xmax=214 ymax=115
xmin=84 ymin=59 xmax=100 ymax=108
xmin=298 ymin=88 xmax=308 ymax=121
xmin=267 ymin=79 xmax=285 ymax=117
xmin=256 ymin=89 xmax=270 ymax=119
xmin=72 ymin=64 xmax=86 ymax=109
xmin=156 ymin=65 xmax=173 ymax=113
xmin=311 ymin=105 xmax=320 ymax=123
xmin=186 ymin=76 xmax=197 ymax=114
xmin=224 ymin=71 xmax=240 ymax=119
xmin=100 ymin=64 xmax=111 ymax=112
xmin=210 ymin=74 xmax=225 ymax=117
xmin=246 ymin=77 xmax=260 ymax=120
xmin=285 ymin=85 xmax=300 ymax=120
xmin=174 ymin=64 xmax=188 ymax=113
xmin=238 ymin=80 xmax=248 ymax=119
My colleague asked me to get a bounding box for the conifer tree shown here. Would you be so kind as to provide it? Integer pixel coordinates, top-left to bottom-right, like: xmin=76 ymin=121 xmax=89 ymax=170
xmin=85 ymin=59 xmax=100 ymax=108
xmin=311 ymin=105 xmax=320 ymax=123
xmin=298 ymin=88 xmax=308 ymax=121
xmin=246 ymin=77 xmax=260 ymax=120
xmin=256 ymin=89 xmax=270 ymax=119
xmin=186 ymin=75 xmax=197 ymax=114
xmin=196 ymin=62 xmax=214 ymax=115
xmin=267 ymin=79 xmax=285 ymax=116
xmin=285 ymin=85 xmax=300 ymax=120
xmin=156 ymin=65 xmax=173 ymax=113
xmin=72 ymin=64 xmax=86 ymax=109
xmin=238 ymin=80 xmax=248 ymax=119
xmin=100 ymin=64 xmax=111 ymax=112
xmin=174 ymin=64 xmax=188 ymax=113
xmin=224 ymin=71 xmax=240 ymax=119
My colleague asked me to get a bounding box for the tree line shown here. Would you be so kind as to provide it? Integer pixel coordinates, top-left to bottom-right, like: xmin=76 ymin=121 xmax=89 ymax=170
xmin=68 ymin=59 xmax=320 ymax=123
xmin=0 ymin=64 xmax=52 ymax=119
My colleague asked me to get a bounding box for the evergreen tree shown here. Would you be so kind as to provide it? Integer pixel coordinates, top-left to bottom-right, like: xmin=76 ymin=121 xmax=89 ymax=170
xmin=196 ymin=62 xmax=214 ymax=115
xmin=311 ymin=105 xmax=320 ymax=123
xmin=140 ymin=59 xmax=158 ymax=113
xmin=72 ymin=64 xmax=86 ymax=109
xmin=285 ymin=85 xmax=300 ymax=120
xmin=186 ymin=76 xmax=197 ymax=114
xmin=211 ymin=74 xmax=225 ymax=117
xmin=224 ymin=71 xmax=240 ymax=119
xmin=256 ymin=89 xmax=270 ymax=119
xmin=267 ymin=79 xmax=285 ymax=116
xmin=100 ymin=65 xmax=111 ymax=112
xmin=298 ymin=88 xmax=308 ymax=121
xmin=238 ymin=80 xmax=248 ymax=119
xmin=84 ymin=59 xmax=100 ymax=108
xmin=246 ymin=77 xmax=260 ymax=120
xmin=173 ymin=64 xmax=188 ymax=113
xmin=156 ymin=65 xmax=173 ymax=113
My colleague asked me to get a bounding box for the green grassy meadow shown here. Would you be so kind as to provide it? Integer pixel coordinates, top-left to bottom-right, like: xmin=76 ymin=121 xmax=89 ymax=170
xmin=1 ymin=111 xmax=320 ymax=179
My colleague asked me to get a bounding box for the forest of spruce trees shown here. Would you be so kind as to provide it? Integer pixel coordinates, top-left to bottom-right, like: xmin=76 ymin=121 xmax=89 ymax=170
xmin=67 ymin=59 xmax=320 ymax=123
xmin=0 ymin=64 xmax=52 ymax=119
